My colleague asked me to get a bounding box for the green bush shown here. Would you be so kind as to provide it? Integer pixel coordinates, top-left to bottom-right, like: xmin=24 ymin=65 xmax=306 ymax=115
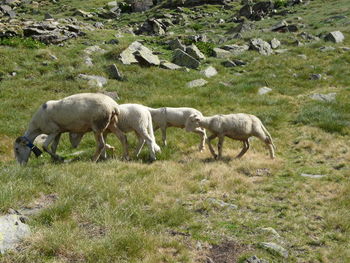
xmin=274 ymin=0 xmax=288 ymax=8
xmin=195 ymin=41 xmax=215 ymax=56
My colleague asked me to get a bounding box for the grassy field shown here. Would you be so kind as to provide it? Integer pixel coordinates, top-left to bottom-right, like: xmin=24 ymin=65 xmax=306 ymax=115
xmin=1 ymin=0 xmax=350 ymax=262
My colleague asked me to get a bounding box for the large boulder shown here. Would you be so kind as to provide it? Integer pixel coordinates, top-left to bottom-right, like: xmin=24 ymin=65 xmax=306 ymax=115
xmin=119 ymin=41 xmax=160 ymax=66
xmin=172 ymin=49 xmax=200 ymax=69
xmin=186 ymin=44 xmax=206 ymax=60
xmin=250 ymin=38 xmax=273 ymax=55
xmin=325 ymin=31 xmax=345 ymax=43
xmin=0 ymin=215 xmax=31 ymax=254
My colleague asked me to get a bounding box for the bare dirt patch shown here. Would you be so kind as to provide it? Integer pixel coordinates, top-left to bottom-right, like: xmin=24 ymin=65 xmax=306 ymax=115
xmin=207 ymin=240 xmax=249 ymax=263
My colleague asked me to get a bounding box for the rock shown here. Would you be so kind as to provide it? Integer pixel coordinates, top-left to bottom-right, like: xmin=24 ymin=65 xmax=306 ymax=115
xmin=245 ymin=255 xmax=269 ymax=263
xmin=207 ymin=198 xmax=238 ymax=209
xmin=0 ymin=5 xmax=15 ymax=17
xmin=106 ymin=39 xmax=119 ymax=45
xmin=98 ymin=7 xmax=121 ymax=19
xmin=239 ymin=1 xmax=275 ymax=20
xmin=74 ymin=9 xmax=93 ymax=18
xmin=94 ymin=22 xmax=104 ymax=29
xmin=160 ymin=60 xmax=182 ymax=70
xmin=186 ymin=44 xmax=206 ymax=60
xmin=84 ymin=56 xmax=93 ymax=66
xmin=78 ymin=74 xmax=107 ymax=87
xmin=84 ymin=45 xmax=106 ymax=55
xmin=260 ymin=242 xmax=288 ymax=258
xmin=169 ymin=38 xmax=186 ymax=51
xmin=213 ymin=48 xmax=231 ymax=58
xmin=310 ymin=93 xmax=336 ymax=102
xmin=222 ymin=44 xmax=249 ymax=55
xmin=0 ymin=214 xmax=31 ymax=254
xmin=44 ymin=13 xmax=54 ymax=20
xmin=109 ymin=64 xmax=123 ymax=80
xmin=201 ymin=66 xmax=217 ymax=78
xmin=309 ymin=74 xmax=322 ymax=80
xmin=325 ymin=31 xmax=345 ymax=43
xmin=258 ymin=86 xmax=272 ymax=95
xmin=297 ymin=54 xmax=307 ymax=59
xmin=299 ymin=32 xmax=320 ymax=42
xmin=221 ymin=60 xmax=246 ymax=67
xmin=127 ymin=0 xmax=153 ymax=12
xmin=226 ymin=21 xmax=255 ymax=34
xmin=250 ymin=38 xmax=272 ymax=55
xmin=119 ymin=41 xmax=160 ymax=66
xmin=271 ymin=20 xmax=288 ymax=31
xmin=261 ymin=227 xmax=281 ymax=238
xmin=319 ymin=46 xmax=336 ymax=52
xmin=300 ymin=173 xmax=327 ymax=178
xmin=187 ymin=78 xmax=208 ymax=88
xmin=172 ymin=49 xmax=200 ymax=69
xmin=270 ymin=38 xmax=280 ymax=49
xmin=136 ymin=19 xmax=167 ymax=36
xmin=107 ymin=1 xmax=118 ymax=7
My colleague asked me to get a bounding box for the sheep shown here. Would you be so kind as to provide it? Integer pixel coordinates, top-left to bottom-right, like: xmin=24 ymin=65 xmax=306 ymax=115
xmin=185 ymin=113 xmax=275 ymax=159
xmin=147 ymin=107 xmax=207 ymax=151
xmin=69 ymin=104 xmax=161 ymax=161
xmin=13 ymin=93 xmax=122 ymax=165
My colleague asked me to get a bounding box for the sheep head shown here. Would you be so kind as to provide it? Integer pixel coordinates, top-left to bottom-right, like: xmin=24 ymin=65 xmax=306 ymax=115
xmin=14 ymin=137 xmax=32 ymax=165
xmin=185 ymin=114 xmax=201 ymax=132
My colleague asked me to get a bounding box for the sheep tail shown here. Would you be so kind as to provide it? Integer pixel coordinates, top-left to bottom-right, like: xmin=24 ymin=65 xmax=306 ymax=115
xmin=261 ymin=123 xmax=276 ymax=150
xmin=147 ymin=113 xmax=161 ymax=153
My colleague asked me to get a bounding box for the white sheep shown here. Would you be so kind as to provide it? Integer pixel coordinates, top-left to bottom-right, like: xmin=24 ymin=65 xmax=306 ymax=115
xmin=185 ymin=113 xmax=275 ymax=159
xmin=14 ymin=93 xmax=121 ymax=164
xmin=147 ymin=107 xmax=207 ymax=151
xmin=69 ymin=104 xmax=161 ymax=161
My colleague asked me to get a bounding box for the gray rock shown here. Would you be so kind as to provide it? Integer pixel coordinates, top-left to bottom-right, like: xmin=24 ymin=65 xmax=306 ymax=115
xmin=172 ymin=49 xmax=200 ymax=69
xmin=250 ymin=38 xmax=272 ymax=55
xmin=94 ymin=22 xmax=104 ymax=29
xmin=309 ymin=74 xmax=322 ymax=80
xmin=78 ymin=74 xmax=107 ymax=87
xmin=260 ymin=242 xmax=288 ymax=258
xmin=186 ymin=44 xmax=205 ymax=60
xmin=222 ymin=44 xmax=249 ymax=55
xmin=187 ymin=79 xmax=208 ymax=88
xmin=169 ymin=38 xmax=186 ymax=51
xmin=258 ymin=86 xmax=272 ymax=95
xmin=119 ymin=41 xmax=160 ymax=66
xmin=84 ymin=45 xmax=106 ymax=55
xmin=74 ymin=9 xmax=93 ymax=18
xmin=325 ymin=31 xmax=345 ymax=43
xmin=245 ymin=255 xmax=269 ymax=263
xmin=213 ymin=48 xmax=231 ymax=58
xmin=300 ymin=173 xmax=327 ymax=178
xmin=270 ymin=38 xmax=281 ymax=49
xmin=320 ymin=46 xmax=336 ymax=52
xmin=261 ymin=227 xmax=281 ymax=238
xmin=271 ymin=20 xmax=288 ymax=31
xmin=226 ymin=21 xmax=255 ymax=34
xmin=201 ymin=66 xmax=217 ymax=78
xmin=84 ymin=56 xmax=93 ymax=67
xmin=207 ymin=198 xmax=238 ymax=209
xmin=310 ymin=93 xmax=336 ymax=102
xmin=128 ymin=0 xmax=153 ymax=12
xmin=297 ymin=54 xmax=307 ymax=59
xmin=160 ymin=60 xmax=182 ymax=70
xmin=109 ymin=64 xmax=123 ymax=80
xmin=0 ymin=215 xmax=31 ymax=254
xmin=107 ymin=1 xmax=118 ymax=7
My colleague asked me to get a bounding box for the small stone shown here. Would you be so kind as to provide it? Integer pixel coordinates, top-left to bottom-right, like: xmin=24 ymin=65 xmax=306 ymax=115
xmin=297 ymin=54 xmax=307 ymax=59
xmin=300 ymin=173 xmax=327 ymax=178
xmin=94 ymin=22 xmax=104 ymax=29
xmin=186 ymin=44 xmax=205 ymax=60
xmin=187 ymin=79 xmax=208 ymax=88
xmin=310 ymin=93 xmax=336 ymax=102
xmin=207 ymin=198 xmax=238 ymax=209
xmin=78 ymin=74 xmax=107 ymax=87
xmin=106 ymin=39 xmax=119 ymax=45
xmin=169 ymin=38 xmax=186 ymax=51
xmin=201 ymin=66 xmax=217 ymax=78
xmin=44 ymin=13 xmax=54 ymax=20
xmin=319 ymin=46 xmax=336 ymax=52
xmin=213 ymin=48 xmax=231 ymax=58
xmin=250 ymin=38 xmax=273 ymax=56
xmin=245 ymin=255 xmax=269 ymax=263
xmin=258 ymin=86 xmax=272 ymax=95
xmin=84 ymin=57 xmax=93 ymax=66
xmin=310 ymin=74 xmax=322 ymax=80
xmin=84 ymin=45 xmax=106 ymax=55
xmin=160 ymin=61 xmax=182 ymax=70
xmin=270 ymin=38 xmax=280 ymax=49
xmin=260 ymin=242 xmax=288 ymax=258
xmin=325 ymin=31 xmax=345 ymax=43
xmin=261 ymin=227 xmax=281 ymax=238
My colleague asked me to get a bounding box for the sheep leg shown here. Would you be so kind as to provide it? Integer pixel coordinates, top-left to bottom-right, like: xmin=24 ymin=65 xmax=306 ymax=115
xmin=109 ymin=126 xmax=130 ymax=160
xmin=137 ymin=130 xmax=157 ymax=161
xmin=235 ymin=140 xmax=250 ymax=159
xmin=207 ymin=134 xmax=218 ymax=159
xmin=217 ymin=135 xmax=225 ymax=159
xmin=50 ymin=133 xmax=61 ymax=154
xmin=193 ymin=127 xmax=206 ymax=152
xmin=92 ymin=132 xmax=106 ymax=162
xmin=161 ymin=127 xmax=167 ymax=146
xmin=134 ymin=134 xmax=145 ymax=158
xmin=42 ymin=133 xmax=64 ymax=162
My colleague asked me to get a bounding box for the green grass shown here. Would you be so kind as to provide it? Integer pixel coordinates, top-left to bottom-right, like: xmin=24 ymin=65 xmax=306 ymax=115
xmin=1 ymin=0 xmax=350 ymax=262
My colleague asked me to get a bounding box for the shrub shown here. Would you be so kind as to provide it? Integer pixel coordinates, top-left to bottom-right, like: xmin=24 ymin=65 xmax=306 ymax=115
xmin=195 ymin=41 xmax=215 ymax=56
xmin=0 ymin=37 xmax=45 ymax=49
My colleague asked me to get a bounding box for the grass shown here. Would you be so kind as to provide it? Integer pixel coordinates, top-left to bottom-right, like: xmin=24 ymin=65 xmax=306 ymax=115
xmin=1 ymin=0 xmax=350 ymax=262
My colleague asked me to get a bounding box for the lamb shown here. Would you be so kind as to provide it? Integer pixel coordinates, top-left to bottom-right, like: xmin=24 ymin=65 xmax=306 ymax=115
xmin=147 ymin=107 xmax=207 ymax=151
xmin=185 ymin=113 xmax=275 ymax=159
xmin=14 ymin=93 xmax=121 ymax=165
xmin=69 ymin=104 xmax=161 ymax=161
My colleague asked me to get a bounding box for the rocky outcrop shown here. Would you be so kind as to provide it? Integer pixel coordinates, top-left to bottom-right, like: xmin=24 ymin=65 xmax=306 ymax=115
xmin=172 ymin=49 xmax=200 ymax=69
xmin=119 ymin=41 xmax=160 ymax=66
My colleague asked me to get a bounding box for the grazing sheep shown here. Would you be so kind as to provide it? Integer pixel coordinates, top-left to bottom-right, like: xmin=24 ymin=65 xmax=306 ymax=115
xmin=185 ymin=113 xmax=275 ymax=159
xmin=14 ymin=93 xmax=121 ymax=165
xmin=147 ymin=107 xmax=207 ymax=151
xmin=69 ymin=104 xmax=161 ymax=161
